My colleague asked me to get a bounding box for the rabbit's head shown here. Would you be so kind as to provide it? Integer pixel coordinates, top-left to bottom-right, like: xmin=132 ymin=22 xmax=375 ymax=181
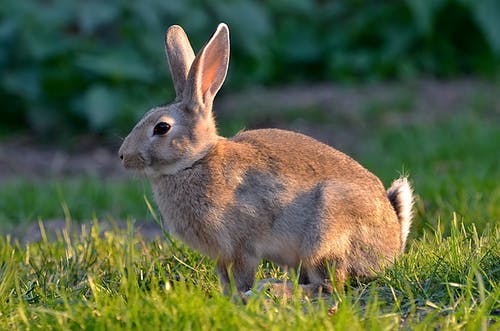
xmin=119 ymin=24 xmax=230 ymax=177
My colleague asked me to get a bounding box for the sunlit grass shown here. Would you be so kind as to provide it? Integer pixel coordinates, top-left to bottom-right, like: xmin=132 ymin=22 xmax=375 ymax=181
xmin=0 ymin=218 xmax=498 ymax=329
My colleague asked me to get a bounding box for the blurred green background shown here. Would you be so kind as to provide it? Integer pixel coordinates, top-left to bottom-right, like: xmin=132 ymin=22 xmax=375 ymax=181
xmin=1 ymin=0 xmax=499 ymax=139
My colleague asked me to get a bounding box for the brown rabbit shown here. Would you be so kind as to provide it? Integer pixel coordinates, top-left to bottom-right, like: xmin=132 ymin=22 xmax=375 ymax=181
xmin=119 ymin=23 xmax=414 ymax=296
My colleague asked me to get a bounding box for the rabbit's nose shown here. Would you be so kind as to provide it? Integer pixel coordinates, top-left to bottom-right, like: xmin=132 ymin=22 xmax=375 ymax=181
xmin=118 ymin=145 xmax=125 ymax=161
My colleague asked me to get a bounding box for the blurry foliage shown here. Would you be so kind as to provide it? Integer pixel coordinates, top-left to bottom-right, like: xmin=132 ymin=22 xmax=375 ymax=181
xmin=1 ymin=0 xmax=499 ymax=138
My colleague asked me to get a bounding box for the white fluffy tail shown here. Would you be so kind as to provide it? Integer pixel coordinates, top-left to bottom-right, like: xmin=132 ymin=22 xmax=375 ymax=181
xmin=387 ymin=177 xmax=414 ymax=252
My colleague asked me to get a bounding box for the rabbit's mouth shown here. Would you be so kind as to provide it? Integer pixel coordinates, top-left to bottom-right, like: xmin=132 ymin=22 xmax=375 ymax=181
xmin=120 ymin=153 xmax=148 ymax=171
xmin=121 ymin=154 xmax=183 ymax=177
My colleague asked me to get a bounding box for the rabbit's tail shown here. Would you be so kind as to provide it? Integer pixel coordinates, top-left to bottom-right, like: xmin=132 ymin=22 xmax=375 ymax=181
xmin=387 ymin=177 xmax=414 ymax=252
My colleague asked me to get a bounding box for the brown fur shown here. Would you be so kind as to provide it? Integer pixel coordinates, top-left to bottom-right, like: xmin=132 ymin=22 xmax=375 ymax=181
xmin=119 ymin=23 xmax=414 ymax=296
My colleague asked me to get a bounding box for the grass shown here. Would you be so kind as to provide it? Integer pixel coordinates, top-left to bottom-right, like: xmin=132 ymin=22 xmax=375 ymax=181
xmin=358 ymin=111 xmax=500 ymax=236
xmin=0 ymin=218 xmax=498 ymax=329
xmin=0 ymin=178 xmax=151 ymax=227
xmin=0 ymin=92 xmax=499 ymax=329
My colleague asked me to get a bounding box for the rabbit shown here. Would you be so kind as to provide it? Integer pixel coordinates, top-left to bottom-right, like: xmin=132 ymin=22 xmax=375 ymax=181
xmin=118 ymin=23 xmax=414 ymax=297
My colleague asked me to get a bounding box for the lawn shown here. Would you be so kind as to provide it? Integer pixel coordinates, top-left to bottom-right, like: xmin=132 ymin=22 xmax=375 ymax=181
xmin=0 ymin=83 xmax=499 ymax=329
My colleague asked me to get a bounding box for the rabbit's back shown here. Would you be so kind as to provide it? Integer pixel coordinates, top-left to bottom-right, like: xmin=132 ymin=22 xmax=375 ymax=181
xmin=231 ymin=128 xmax=375 ymax=181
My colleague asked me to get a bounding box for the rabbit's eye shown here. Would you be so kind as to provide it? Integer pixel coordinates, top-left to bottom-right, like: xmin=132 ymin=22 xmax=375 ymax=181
xmin=153 ymin=122 xmax=171 ymax=136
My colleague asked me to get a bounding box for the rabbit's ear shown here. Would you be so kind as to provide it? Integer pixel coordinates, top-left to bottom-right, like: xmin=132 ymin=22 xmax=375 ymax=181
xmin=183 ymin=23 xmax=229 ymax=111
xmin=165 ymin=25 xmax=195 ymax=100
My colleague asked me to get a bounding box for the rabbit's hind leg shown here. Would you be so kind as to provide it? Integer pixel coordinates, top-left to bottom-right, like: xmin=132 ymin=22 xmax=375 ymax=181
xmin=217 ymin=254 xmax=259 ymax=295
